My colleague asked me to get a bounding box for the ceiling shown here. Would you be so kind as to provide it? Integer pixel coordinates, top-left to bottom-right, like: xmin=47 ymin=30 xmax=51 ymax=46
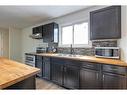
xmin=0 ymin=6 xmax=90 ymax=29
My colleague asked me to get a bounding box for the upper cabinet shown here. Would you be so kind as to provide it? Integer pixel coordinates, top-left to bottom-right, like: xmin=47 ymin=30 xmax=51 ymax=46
xmin=43 ymin=22 xmax=59 ymax=43
xmin=31 ymin=25 xmax=43 ymax=39
xmin=90 ymin=6 xmax=121 ymax=40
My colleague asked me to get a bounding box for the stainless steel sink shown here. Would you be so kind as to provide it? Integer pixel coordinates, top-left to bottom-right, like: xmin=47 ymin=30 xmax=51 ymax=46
xmin=54 ymin=53 xmax=83 ymax=57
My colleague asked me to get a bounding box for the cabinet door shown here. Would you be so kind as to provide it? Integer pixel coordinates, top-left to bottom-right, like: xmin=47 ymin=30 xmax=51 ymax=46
xmin=63 ymin=66 xmax=79 ymax=89
xmin=43 ymin=23 xmax=59 ymax=43
xmin=35 ymin=56 xmax=42 ymax=77
xmin=103 ymin=73 xmax=126 ymax=89
xmin=53 ymin=23 xmax=59 ymax=43
xmin=43 ymin=23 xmax=53 ymax=42
xmin=80 ymin=68 xmax=100 ymax=89
xmin=51 ymin=63 xmax=63 ymax=85
xmin=43 ymin=58 xmax=50 ymax=80
xmin=90 ymin=6 xmax=121 ymax=40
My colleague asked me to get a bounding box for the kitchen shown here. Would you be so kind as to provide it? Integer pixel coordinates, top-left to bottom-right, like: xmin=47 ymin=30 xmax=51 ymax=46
xmin=0 ymin=5 xmax=127 ymax=90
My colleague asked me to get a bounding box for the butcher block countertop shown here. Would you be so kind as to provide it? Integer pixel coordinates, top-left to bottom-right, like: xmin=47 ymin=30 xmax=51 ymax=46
xmin=0 ymin=57 xmax=40 ymax=89
xmin=28 ymin=53 xmax=127 ymax=67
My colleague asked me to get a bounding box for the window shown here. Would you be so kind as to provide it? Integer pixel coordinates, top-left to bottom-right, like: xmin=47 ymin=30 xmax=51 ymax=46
xmin=61 ymin=22 xmax=90 ymax=47
xmin=62 ymin=26 xmax=73 ymax=44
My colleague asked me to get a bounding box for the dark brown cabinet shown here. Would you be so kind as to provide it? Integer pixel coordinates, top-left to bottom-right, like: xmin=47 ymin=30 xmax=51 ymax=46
xmin=80 ymin=62 xmax=101 ymax=89
xmin=51 ymin=62 xmax=63 ymax=85
xmin=35 ymin=55 xmax=127 ymax=89
xmin=63 ymin=65 xmax=79 ymax=89
xmin=90 ymin=6 xmax=121 ymax=40
xmin=80 ymin=68 xmax=100 ymax=89
xmin=102 ymin=64 xmax=127 ymax=89
xmin=35 ymin=55 xmax=43 ymax=77
xmin=51 ymin=58 xmax=80 ymax=89
xmin=43 ymin=22 xmax=59 ymax=43
xmin=42 ymin=57 xmax=50 ymax=80
xmin=102 ymin=73 xmax=126 ymax=89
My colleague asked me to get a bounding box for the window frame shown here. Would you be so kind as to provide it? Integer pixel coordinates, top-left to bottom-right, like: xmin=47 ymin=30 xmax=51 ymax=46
xmin=59 ymin=20 xmax=92 ymax=48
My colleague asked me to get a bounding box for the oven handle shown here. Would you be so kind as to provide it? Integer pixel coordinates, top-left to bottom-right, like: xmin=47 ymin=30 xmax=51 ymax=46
xmin=25 ymin=62 xmax=35 ymax=67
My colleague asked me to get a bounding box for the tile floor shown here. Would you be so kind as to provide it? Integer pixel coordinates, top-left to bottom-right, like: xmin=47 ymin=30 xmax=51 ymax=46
xmin=36 ymin=78 xmax=65 ymax=89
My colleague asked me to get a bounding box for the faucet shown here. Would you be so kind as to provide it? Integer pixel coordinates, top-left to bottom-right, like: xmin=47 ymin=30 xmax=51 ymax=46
xmin=70 ymin=44 xmax=74 ymax=55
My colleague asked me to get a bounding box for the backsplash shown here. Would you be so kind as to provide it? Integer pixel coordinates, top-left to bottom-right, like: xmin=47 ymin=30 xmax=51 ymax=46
xmin=92 ymin=40 xmax=117 ymax=47
xmin=56 ymin=40 xmax=117 ymax=56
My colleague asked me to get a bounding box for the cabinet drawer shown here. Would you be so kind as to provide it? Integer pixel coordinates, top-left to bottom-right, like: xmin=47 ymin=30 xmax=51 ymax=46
xmin=51 ymin=58 xmax=65 ymax=64
xmin=81 ymin=62 xmax=100 ymax=70
xmin=103 ymin=65 xmax=126 ymax=75
xmin=65 ymin=60 xmax=81 ymax=67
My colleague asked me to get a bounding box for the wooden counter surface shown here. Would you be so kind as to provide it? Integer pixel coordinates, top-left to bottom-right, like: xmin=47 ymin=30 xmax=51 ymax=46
xmin=0 ymin=57 xmax=40 ymax=89
xmin=30 ymin=53 xmax=127 ymax=67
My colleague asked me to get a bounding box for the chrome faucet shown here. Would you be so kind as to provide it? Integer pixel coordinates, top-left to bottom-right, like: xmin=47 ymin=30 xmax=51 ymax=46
xmin=70 ymin=44 xmax=74 ymax=55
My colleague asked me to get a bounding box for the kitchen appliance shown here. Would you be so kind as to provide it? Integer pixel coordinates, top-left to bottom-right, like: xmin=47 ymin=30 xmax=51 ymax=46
xmin=46 ymin=46 xmax=57 ymax=53
xmin=25 ymin=53 xmax=35 ymax=67
xmin=95 ymin=47 xmax=120 ymax=59
xmin=36 ymin=47 xmax=47 ymax=53
xmin=29 ymin=33 xmax=42 ymax=39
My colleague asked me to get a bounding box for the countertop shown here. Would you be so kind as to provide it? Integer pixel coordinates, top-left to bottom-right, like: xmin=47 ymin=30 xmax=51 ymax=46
xmin=28 ymin=52 xmax=127 ymax=67
xmin=0 ymin=57 xmax=40 ymax=89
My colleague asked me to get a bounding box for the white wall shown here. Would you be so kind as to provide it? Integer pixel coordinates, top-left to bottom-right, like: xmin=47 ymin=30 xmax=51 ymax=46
xmin=22 ymin=28 xmax=48 ymax=62
xmin=118 ymin=6 xmax=127 ymax=62
xmin=0 ymin=28 xmax=9 ymax=58
xmin=9 ymin=27 xmax=22 ymax=62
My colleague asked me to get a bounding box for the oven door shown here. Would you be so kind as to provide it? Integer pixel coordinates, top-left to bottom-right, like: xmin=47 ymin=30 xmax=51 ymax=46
xmin=25 ymin=55 xmax=35 ymax=63
xmin=25 ymin=54 xmax=35 ymax=67
xmin=25 ymin=61 xmax=35 ymax=67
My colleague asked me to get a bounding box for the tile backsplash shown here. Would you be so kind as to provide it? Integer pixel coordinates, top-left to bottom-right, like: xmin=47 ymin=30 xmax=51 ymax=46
xmin=92 ymin=40 xmax=117 ymax=47
xmin=56 ymin=40 xmax=117 ymax=56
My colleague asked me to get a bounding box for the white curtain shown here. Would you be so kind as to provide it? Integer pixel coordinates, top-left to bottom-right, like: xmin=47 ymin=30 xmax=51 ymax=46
xmin=0 ymin=31 xmax=3 ymax=56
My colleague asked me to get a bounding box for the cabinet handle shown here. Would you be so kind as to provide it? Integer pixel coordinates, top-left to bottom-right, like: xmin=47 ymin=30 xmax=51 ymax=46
xmin=110 ymin=66 xmax=118 ymax=71
xmin=103 ymin=75 xmax=105 ymax=81
xmin=85 ymin=64 xmax=93 ymax=67
xmin=96 ymin=73 xmax=98 ymax=79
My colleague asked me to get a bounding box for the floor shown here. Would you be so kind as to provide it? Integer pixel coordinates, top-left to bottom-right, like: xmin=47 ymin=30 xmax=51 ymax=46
xmin=36 ymin=78 xmax=65 ymax=89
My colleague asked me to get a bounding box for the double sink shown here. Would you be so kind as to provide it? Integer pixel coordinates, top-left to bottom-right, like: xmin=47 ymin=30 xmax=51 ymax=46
xmin=53 ymin=53 xmax=84 ymax=58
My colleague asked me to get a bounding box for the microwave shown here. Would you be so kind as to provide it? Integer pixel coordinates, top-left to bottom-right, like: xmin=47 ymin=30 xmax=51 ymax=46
xmin=95 ymin=47 xmax=120 ymax=59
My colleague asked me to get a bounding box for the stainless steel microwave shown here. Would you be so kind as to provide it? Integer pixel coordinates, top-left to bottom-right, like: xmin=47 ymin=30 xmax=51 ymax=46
xmin=95 ymin=47 xmax=120 ymax=59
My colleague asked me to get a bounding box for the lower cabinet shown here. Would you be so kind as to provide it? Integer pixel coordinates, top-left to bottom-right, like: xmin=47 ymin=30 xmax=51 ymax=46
xmin=102 ymin=73 xmax=126 ymax=89
xmin=51 ymin=58 xmax=80 ymax=89
xmin=51 ymin=62 xmax=63 ymax=85
xmin=42 ymin=57 xmax=50 ymax=80
xmin=63 ymin=65 xmax=79 ymax=89
xmin=80 ymin=68 xmax=100 ymax=89
xmin=102 ymin=64 xmax=127 ymax=89
xmin=35 ymin=56 xmax=127 ymax=89
xmin=35 ymin=55 xmax=43 ymax=77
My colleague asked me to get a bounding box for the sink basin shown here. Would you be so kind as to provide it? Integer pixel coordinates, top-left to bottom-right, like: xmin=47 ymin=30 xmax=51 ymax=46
xmin=54 ymin=53 xmax=83 ymax=57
